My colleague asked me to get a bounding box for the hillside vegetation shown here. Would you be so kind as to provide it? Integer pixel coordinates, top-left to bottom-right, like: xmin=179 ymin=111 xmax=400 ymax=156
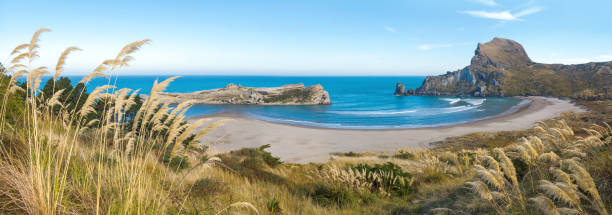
xmin=1 ymin=29 xmax=610 ymax=215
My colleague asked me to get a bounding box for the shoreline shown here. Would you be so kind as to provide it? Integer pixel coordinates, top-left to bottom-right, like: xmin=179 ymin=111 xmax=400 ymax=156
xmin=191 ymin=96 xmax=585 ymax=163
xmin=189 ymin=97 xmax=531 ymax=131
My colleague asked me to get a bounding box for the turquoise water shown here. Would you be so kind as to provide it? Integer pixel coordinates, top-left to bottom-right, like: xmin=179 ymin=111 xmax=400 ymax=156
xmin=56 ymin=76 xmax=522 ymax=129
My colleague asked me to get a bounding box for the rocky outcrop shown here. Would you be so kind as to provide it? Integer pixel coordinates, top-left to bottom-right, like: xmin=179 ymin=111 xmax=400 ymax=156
xmin=394 ymin=82 xmax=415 ymax=96
xmin=395 ymin=37 xmax=612 ymax=98
xmin=158 ymin=83 xmax=331 ymax=105
xmin=470 ymin=37 xmax=533 ymax=69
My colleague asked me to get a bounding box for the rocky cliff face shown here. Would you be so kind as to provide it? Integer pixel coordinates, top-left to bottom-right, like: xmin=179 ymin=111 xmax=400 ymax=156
xmin=470 ymin=37 xmax=533 ymax=69
xmin=395 ymin=38 xmax=612 ymax=98
xmin=158 ymin=83 xmax=331 ymax=105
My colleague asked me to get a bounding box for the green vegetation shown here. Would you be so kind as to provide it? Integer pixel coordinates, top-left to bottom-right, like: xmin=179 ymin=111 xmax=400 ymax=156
xmin=392 ymin=150 xmax=416 ymax=160
xmin=331 ymin=151 xmax=364 ymax=157
xmin=263 ymin=88 xmax=313 ymax=103
xmin=352 ymin=162 xmax=414 ymax=196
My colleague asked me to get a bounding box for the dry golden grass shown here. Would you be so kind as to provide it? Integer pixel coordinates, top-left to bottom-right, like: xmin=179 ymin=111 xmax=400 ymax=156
xmin=467 ymin=120 xmax=610 ymax=215
xmin=0 ymin=28 xmax=253 ymax=215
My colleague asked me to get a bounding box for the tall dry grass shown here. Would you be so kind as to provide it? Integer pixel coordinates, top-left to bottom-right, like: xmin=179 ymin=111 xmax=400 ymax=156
xmin=465 ymin=120 xmax=610 ymax=215
xmin=0 ymin=28 xmax=257 ymax=215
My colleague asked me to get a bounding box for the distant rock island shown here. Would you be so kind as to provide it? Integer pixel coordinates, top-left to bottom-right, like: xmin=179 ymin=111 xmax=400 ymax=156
xmin=158 ymin=83 xmax=331 ymax=105
xmin=395 ymin=37 xmax=612 ymax=99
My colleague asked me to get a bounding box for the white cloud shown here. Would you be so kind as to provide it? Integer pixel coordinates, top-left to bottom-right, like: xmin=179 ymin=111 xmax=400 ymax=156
xmin=514 ymin=7 xmax=541 ymax=17
xmin=599 ymin=55 xmax=612 ymax=61
xmin=473 ymin=0 xmax=498 ymax=6
xmin=418 ymin=44 xmax=453 ymax=51
xmin=384 ymin=26 xmax=396 ymax=33
xmin=539 ymin=55 xmax=612 ymax=64
xmin=461 ymin=7 xmax=541 ymax=21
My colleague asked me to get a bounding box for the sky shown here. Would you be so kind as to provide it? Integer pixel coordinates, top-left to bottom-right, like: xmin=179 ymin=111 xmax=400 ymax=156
xmin=1 ymin=0 xmax=611 ymax=76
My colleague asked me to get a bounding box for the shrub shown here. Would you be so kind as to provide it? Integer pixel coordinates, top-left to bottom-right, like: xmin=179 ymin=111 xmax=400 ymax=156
xmin=259 ymin=144 xmax=282 ymax=167
xmin=309 ymin=183 xmax=356 ymax=207
xmin=331 ymin=151 xmax=363 ymax=157
xmin=263 ymin=88 xmax=312 ymax=103
xmin=242 ymin=156 xmax=264 ymax=169
xmin=392 ymin=151 xmax=416 ymax=160
xmin=190 ymin=178 xmax=225 ymax=198
xmin=219 ymin=146 xmax=287 ymax=184
xmin=352 ymin=162 xmax=414 ymax=196
xmin=167 ymin=156 xmax=190 ymax=171
xmin=343 ymin=151 xmax=361 ymax=157
xmin=266 ymin=198 xmax=282 ymax=214
xmin=229 ymin=144 xmax=282 ymax=168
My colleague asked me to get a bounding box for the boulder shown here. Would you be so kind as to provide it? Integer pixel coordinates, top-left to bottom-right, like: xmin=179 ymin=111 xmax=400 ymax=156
xmin=394 ymin=82 xmax=406 ymax=95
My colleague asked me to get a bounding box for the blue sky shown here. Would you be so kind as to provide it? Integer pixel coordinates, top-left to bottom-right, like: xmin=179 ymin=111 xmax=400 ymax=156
xmin=1 ymin=0 xmax=611 ymax=76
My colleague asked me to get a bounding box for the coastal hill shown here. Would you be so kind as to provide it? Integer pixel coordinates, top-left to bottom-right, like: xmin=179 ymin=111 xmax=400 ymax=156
xmin=395 ymin=38 xmax=612 ymax=99
xmin=157 ymin=83 xmax=332 ymax=105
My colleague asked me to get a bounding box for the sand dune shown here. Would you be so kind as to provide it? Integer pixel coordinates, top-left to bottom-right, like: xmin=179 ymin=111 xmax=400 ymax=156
xmin=191 ymin=97 xmax=584 ymax=163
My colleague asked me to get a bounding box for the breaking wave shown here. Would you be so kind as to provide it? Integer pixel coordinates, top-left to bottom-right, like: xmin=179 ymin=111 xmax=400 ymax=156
xmin=329 ymin=110 xmax=417 ymax=116
xmin=439 ymin=97 xmax=486 ymax=106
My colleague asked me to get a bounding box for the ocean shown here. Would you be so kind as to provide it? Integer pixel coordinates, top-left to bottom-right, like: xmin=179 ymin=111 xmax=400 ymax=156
xmin=55 ymin=76 xmax=522 ymax=129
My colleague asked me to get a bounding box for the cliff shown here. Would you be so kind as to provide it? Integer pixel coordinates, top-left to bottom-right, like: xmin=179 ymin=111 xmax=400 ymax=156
xmin=158 ymin=83 xmax=331 ymax=105
xmin=396 ymin=38 xmax=612 ymax=99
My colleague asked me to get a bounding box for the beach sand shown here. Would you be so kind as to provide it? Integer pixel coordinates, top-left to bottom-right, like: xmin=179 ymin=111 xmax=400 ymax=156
xmin=191 ymin=96 xmax=584 ymax=163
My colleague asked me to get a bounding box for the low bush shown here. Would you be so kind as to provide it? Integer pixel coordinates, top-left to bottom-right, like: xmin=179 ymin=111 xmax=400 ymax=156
xmin=266 ymin=197 xmax=282 ymax=214
xmin=263 ymin=88 xmax=312 ymax=103
xmin=352 ymin=162 xmax=415 ymax=196
xmin=219 ymin=146 xmax=287 ymax=184
xmin=167 ymin=156 xmax=190 ymax=171
xmin=392 ymin=151 xmax=416 ymax=160
xmin=308 ymin=183 xmax=356 ymax=208
xmin=190 ymin=178 xmax=226 ymax=198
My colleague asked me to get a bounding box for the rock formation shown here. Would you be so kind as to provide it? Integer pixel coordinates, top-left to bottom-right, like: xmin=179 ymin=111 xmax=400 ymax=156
xmin=157 ymin=83 xmax=331 ymax=105
xmin=395 ymin=38 xmax=612 ymax=98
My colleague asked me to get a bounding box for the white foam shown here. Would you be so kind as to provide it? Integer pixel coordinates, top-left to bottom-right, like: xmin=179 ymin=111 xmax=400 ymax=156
xmin=252 ymin=115 xmax=345 ymax=128
xmin=435 ymin=105 xmax=479 ymax=114
xmin=330 ymin=109 xmax=417 ymax=116
xmin=440 ymin=98 xmax=461 ymax=104
xmin=463 ymin=98 xmax=486 ymax=106
xmin=440 ymin=98 xmax=486 ymax=106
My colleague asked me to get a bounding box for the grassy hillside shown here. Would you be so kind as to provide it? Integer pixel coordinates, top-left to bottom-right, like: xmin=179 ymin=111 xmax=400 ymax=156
xmin=493 ymin=62 xmax=612 ymax=99
xmin=1 ymin=29 xmax=610 ymax=215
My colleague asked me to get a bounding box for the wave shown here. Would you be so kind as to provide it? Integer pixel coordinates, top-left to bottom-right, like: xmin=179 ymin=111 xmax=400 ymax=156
xmin=433 ymin=105 xmax=479 ymax=114
xmin=249 ymin=115 xmax=345 ymax=128
xmin=439 ymin=98 xmax=486 ymax=106
xmin=440 ymin=98 xmax=461 ymax=104
xmin=330 ymin=105 xmax=480 ymax=116
xmin=463 ymin=98 xmax=486 ymax=105
xmin=247 ymin=113 xmax=485 ymax=129
xmin=329 ymin=109 xmax=417 ymax=116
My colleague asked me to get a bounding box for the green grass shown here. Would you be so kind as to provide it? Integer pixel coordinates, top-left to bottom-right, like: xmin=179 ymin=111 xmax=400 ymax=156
xmin=263 ymin=88 xmax=313 ymax=103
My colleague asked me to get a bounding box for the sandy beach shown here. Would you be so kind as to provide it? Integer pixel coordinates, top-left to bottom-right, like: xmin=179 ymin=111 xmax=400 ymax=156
xmin=191 ymin=96 xmax=584 ymax=163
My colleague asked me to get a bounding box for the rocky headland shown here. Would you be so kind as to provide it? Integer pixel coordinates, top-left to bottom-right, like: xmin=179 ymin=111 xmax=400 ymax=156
xmin=395 ymin=37 xmax=612 ymax=99
xmin=157 ymin=83 xmax=331 ymax=105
